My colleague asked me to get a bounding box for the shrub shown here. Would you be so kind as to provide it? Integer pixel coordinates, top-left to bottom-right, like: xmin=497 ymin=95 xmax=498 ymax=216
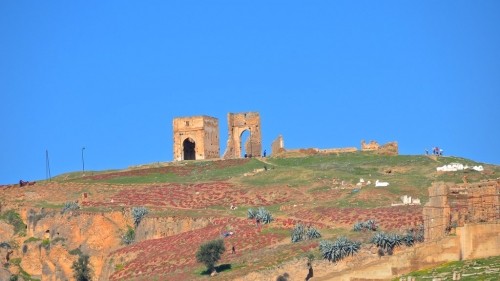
xmin=319 ymin=237 xmax=361 ymax=263
xmin=9 ymin=258 xmax=21 ymax=266
xmin=0 ymin=210 xmax=27 ymax=236
xmin=41 ymin=238 xmax=50 ymax=250
xmin=195 ymin=239 xmax=226 ymax=272
xmin=0 ymin=242 xmax=11 ymax=249
xmin=27 ymin=209 xmax=47 ymax=228
xmin=69 ymin=248 xmax=83 ymax=256
xmin=291 ymin=224 xmax=321 ymax=243
xmin=121 ymin=227 xmax=135 ymax=245
xmin=24 ymin=237 xmax=42 ymax=244
xmin=52 ymin=237 xmax=66 ymax=245
xmin=276 ymin=273 xmax=290 ymax=281
xmin=72 ymin=254 xmax=92 ymax=281
xmin=62 ymin=202 xmax=80 ymax=214
xmin=131 ymin=207 xmax=148 ymax=228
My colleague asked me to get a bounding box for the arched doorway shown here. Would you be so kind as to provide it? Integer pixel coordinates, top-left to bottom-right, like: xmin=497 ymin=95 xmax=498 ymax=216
xmin=183 ymin=138 xmax=196 ymax=160
xmin=240 ymin=130 xmax=251 ymax=158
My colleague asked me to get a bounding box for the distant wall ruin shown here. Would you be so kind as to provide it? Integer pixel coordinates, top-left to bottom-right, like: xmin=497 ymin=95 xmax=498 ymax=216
xmin=270 ymin=137 xmax=398 ymax=158
xmin=172 ymin=116 xmax=220 ymax=161
xmin=423 ymin=180 xmax=500 ymax=241
xmin=223 ymin=112 xmax=262 ymax=159
xmin=271 ymin=135 xmax=285 ymax=156
xmin=361 ymin=139 xmax=399 ymax=155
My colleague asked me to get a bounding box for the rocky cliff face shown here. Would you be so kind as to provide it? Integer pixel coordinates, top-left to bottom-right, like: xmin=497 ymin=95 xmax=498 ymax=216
xmin=135 ymin=216 xmax=211 ymax=241
xmin=0 ymin=208 xmax=213 ymax=281
xmin=1 ymin=208 xmax=128 ymax=280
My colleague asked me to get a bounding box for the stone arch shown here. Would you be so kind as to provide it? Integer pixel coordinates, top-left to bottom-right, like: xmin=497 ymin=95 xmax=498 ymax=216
xmin=183 ymin=138 xmax=196 ymax=160
xmin=239 ymin=129 xmax=251 ymax=157
xmin=223 ymin=112 xmax=262 ymax=159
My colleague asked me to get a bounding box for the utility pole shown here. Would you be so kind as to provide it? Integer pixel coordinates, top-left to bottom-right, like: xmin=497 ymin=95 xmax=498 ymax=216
xmin=81 ymin=147 xmax=85 ymax=175
xmin=46 ymin=150 xmax=51 ymax=181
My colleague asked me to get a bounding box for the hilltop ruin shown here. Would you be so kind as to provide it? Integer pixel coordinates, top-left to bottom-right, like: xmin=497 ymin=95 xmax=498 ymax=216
xmin=173 ymin=112 xmax=262 ymax=161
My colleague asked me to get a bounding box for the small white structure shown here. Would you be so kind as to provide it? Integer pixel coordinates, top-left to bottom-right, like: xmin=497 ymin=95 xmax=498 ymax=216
xmin=375 ymin=180 xmax=389 ymax=187
xmin=436 ymin=163 xmax=464 ymax=172
xmin=356 ymin=178 xmax=366 ymax=188
xmin=391 ymin=195 xmax=421 ymax=206
xmin=436 ymin=163 xmax=484 ymax=172
xmin=472 ymin=165 xmax=484 ymax=172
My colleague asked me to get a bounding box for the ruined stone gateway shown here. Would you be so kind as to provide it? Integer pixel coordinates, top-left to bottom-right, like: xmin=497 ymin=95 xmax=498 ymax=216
xmin=223 ymin=112 xmax=262 ymax=159
xmin=172 ymin=116 xmax=219 ymax=161
xmin=172 ymin=112 xmax=262 ymax=161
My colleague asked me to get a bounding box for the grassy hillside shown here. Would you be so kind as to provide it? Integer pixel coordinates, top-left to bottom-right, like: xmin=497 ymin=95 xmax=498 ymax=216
xmin=2 ymin=152 xmax=498 ymax=281
xmin=395 ymin=255 xmax=500 ymax=281
xmin=37 ymin=153 xmax=499 ymax=212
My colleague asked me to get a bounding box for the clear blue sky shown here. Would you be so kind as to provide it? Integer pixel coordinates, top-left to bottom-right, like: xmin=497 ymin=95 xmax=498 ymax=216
xmin=1 ymin=1 xmax=499 ymax=184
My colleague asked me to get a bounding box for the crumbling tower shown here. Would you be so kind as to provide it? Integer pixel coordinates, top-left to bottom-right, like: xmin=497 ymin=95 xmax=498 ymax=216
xmin=173 ymin=116 xmax=219 ymax=161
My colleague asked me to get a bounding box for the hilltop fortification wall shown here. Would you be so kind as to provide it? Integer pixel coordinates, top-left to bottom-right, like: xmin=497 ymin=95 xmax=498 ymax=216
xmin=424 ymin=179 xmax=499 ymax=241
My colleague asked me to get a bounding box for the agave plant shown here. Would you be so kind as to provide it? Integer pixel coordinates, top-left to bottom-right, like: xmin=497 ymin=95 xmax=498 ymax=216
xmin=371 ymin=232 xmax=386 ymax=248
xmin=291 ymin=223 xmax=305 ymax=243
xmin=365 ymin=219 xmax=378 ymax=231
xmin=247 ymin=208 xmax=257 ymax=219
xmin=292 ymin=224 xmax=321 ymax=243
xmin=62 ymin=201 xmax=80 ymax=213
xmin=132 ymin=206 xmax=149 ymax=228
xmin=371 ymin=232 xmax=403 ymax=255
xmin=319 ymin=237 xmax=361 ymax=263
xmin=353 ymin=219 xmax=377 ymax=232
xmin=306 ymin=227 xmax=321 ymax=240
xmin=403 ymin=224 xmax=425 ymax=245
xmin=353 ymin=222 xmax=363 ymax=232
xmin=256 ymin=207 xmax=273 ymax=224
xmin=415 ymin=224 xmax=425 ymax=243
xmin=402 ymin=232 xmax=415 ymax=247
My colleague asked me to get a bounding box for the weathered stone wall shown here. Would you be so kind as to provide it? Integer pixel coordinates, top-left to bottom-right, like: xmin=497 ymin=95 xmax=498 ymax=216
xmin=361 ymin=140 xmax=380 ymax=151
xmin=223 ymin=112 xmax=262 ymax=159
xmin=172 ymin=115 xmax=219 ymax=161
xmin=271 ymin=135 xmax=285 ymax=156
xmin=378 ymin=141 xmax=399 ymax=155
xmin=457 ymin=223 xmax=500 ymax=260
xmin=423 ymin=182 xmax=451 ymax=241
xmin=361 ymin=140 xmax=399 ymax=155
xmin=424 ymin=180 xmax=499 ymax=241
xmin=270 ymin=135 xmax=358 ymax=158
xmin=238 ymin=223 xmax=500 ymax=281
